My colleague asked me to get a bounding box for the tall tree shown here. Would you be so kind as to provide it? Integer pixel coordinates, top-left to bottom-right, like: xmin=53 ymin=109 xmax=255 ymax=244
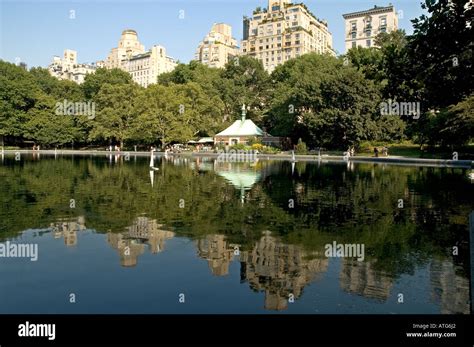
xmin=89 ymin=83 xmax=141 ymax=148
xmin=409 ymin=0 xmax=473 ymax=109
xmin=81 ymin=68 xmax=133 ymax=100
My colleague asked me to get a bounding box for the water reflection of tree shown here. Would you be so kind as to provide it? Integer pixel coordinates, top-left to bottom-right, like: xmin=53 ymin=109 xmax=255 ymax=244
xmin=0 ymin=156 xmax=472 ymax=302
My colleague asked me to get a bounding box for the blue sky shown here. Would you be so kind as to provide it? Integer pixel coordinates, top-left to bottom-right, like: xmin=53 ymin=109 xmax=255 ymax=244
xmin=0 ymin=0 xmax=425 ymax=68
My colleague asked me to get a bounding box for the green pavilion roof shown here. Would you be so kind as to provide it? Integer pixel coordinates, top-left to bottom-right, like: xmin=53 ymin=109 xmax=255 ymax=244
xmin=215 ymin=119 xmax=264 ymax=137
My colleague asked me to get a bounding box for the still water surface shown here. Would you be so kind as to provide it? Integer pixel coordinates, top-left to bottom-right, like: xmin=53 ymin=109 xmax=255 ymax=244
xmin=0 ymin=154 xmax=472 ymax=313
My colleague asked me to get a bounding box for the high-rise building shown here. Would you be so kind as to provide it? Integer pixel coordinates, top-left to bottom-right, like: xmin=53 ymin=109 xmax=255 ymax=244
xmin=106 ymin=29 xmax=177 ymax=87
xmin=342 ymin=5 xmax=398 ymax=52
xmin=195 ymin=23 xmax=239 ymax=68
xmin=121 ymin=45 xmax=177 ymax=87
xmin=105 ymin=29 xmax=145 ymax=69
xmin=240 ymin=0 xmax=335 ymax=72
xmin=48 ymin=49 xmax=97 ymax=84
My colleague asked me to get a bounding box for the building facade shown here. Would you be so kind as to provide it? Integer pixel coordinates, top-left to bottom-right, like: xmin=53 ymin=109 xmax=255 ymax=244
xmin=121 ymin=45 xmax=178 ymax=87
xmin=48 ymin=49 xmax=97 ymax=84
xmin=195 ymin=23 xmax=239 ymax=68
xmin=342 ymin=5 xmax=398 ymax=52
xmin=105 ymin=29 xmax=145 ymax=69
xmin=106 ymin=29 xmax=177 ymax=87
xmin=240 ymin=0 xmax=335 ymax=72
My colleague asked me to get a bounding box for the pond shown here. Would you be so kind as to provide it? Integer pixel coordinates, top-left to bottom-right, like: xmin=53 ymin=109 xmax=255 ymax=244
xmin=0 ymin=153 xmax=472 ymax=314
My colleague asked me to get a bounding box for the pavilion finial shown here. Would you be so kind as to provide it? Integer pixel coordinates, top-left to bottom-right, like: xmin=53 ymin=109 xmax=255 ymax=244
xmin=241 ymin=104 xmax=246 ymax=122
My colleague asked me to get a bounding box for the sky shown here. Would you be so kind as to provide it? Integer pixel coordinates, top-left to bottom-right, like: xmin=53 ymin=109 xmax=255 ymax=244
xmin=0 ymin=0 xmax=425 ymax=68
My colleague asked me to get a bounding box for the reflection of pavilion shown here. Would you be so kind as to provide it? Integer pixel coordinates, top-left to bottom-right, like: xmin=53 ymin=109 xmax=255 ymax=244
xmin=107 ymin=217 xmax=175 ymax=267
xmin=50 ymin=216 xmax=86 ymax=246
xmin=240 ymin=231 xmax=328 ymax=310
xmin=197 ymin=235 xmax=236 ymax=276
xmin=214 ymin=162 xmax=262 ymax=204
xmin=339 ymin=259 xmax=393 ymax=301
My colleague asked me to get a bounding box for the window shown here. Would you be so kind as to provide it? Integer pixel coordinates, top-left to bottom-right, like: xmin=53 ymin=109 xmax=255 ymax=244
xmin=351 ymin=22 xmax=356 ymax=31
xmin=352 ymin=41 xmax=356 ymax=48
xmin=351 ymin=32 xmax=356 ymax=39
xmin=366 ymin=40 xmax=371 ymax=47
xmin=366 ymin=30 xmax=371 ymax=37
xmin=380 ymin=17 xmax=387 ymax=26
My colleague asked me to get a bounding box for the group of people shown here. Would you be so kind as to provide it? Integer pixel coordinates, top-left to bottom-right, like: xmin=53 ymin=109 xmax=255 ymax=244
xmin=107 ymin=145 xmax=121 ymax=152
xmin=374 ymin=146 xmax=389 ymax=157
xmin=32 ymin=144 xmax=40 ymax=151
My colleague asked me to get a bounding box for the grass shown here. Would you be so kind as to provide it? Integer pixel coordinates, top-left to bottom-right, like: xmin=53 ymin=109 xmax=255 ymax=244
xmin=356 ymin=143 xmax=474 ymax=160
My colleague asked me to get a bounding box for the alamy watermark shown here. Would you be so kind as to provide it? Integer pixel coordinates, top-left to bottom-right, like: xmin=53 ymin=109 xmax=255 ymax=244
xmin=217 ymin=149 xmax=258 ymax=163
xmin=325 ymin=241 xmax=365 ymax=262
xmin=18 ymin=321 xmax=55 ymax=340
xmin=55 ymin=99 xmax=96 ymax=119
xmin=0 ymin=241 xmax=38 ymax=261
xmin=380 ymin=99 xmax=421 ymax=119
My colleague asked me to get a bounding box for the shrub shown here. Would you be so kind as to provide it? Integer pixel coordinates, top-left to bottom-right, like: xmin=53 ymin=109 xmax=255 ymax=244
xmin=295 ymin=138 xmax=308 ymax=154
xmin=251 ymin=143 xmax=264 ymax=151
xmin=230 ymin=143 xmax=248 ymax=151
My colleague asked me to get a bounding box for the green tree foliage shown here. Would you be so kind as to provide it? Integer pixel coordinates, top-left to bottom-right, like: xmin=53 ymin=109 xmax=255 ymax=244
xmin=426 ymin=95 xmax=474 ymax=147
xmin=220 ymin=56 xmax=270 ymax=124
xmin=410 ymin=0 xmax=473 ymax=109
xmin=269 ymin=54 xmax=385 ymax=149
xmin=89 ymin=83 xmax=141 ymax=148
xmin=0 ymin=61 xmax=39 ymax=141
xmin=81 ymin=68 xmax=133 ymax=100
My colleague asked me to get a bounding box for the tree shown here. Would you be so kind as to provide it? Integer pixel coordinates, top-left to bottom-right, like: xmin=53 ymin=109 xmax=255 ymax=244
xmin=88 ymin=83 xmax=141 ymax=148
xmin=219 ymin=56 xmax=270 ymax=124
xmin=81 ymin=68 xmax=133 ymax=100
xmin=409 ymin=0 xmax=473 ymax=109
xmin=268 ymin=54 xmax=383 ymax=149
xmin=345 ymin=46 xmax=384 ymax=82
xmin=426 ymin=95 xmax=474 ymax=147
xmin=132 ymin=82 xmax=224 ymax=147
xmin=0 ymin=61 xmax=39 ymax=145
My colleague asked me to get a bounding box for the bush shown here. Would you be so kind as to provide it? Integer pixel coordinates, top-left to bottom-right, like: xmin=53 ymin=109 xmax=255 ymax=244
xmin=261 ymin=146 xmax=280 ymax=154
xmin=230 ymin=143 xmax=248 ymax=151
xmin=295 ymin=138 xmax=308 ymax=154
xmin=251 ymin=143 xmax=264 ymax=151
xmin=247 ymin=137 xmax=261 ymax=146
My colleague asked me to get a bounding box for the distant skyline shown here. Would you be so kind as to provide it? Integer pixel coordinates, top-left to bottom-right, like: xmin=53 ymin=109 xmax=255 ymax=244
xmin=0 ymin=0 xmax=424 ymax=68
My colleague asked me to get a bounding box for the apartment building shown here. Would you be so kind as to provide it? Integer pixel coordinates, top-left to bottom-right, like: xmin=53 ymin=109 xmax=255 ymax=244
xmin=121 ymin=45 xmax=177 ymax=87
xmin=195 ymin=23 xmax=239 ymax=68
xmin=240 ymin=0 xmax=335 ymax=72
xmin=48 ymin=49 xmax=97 ymax=84
xmin=342 ymin=5 xmax=398 ymax=52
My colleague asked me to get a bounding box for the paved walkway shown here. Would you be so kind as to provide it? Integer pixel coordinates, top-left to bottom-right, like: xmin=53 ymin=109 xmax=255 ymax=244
xmin=1 ymin=149 xmax=473 ymax=168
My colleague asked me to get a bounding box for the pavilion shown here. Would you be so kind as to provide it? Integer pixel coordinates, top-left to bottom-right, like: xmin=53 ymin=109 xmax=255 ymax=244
xmin=214 ymin=105 xmax=265 ymax=146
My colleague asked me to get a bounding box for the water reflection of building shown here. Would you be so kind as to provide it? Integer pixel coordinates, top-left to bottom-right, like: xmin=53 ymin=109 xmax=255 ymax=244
xmin=240 ymin=231 xmax=328 ymax=310
xmin=107 ymin=217 xmax=175 ymax=267
xmin=430 ymin=259 xmax=470 ymax=314
xmin=197 ymin=235 xmax=236 ymax=276
xmin=339 ymin=259 xmax=393 ymax=301
xmin=50 ymin=216 xmax=86 ymax=246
